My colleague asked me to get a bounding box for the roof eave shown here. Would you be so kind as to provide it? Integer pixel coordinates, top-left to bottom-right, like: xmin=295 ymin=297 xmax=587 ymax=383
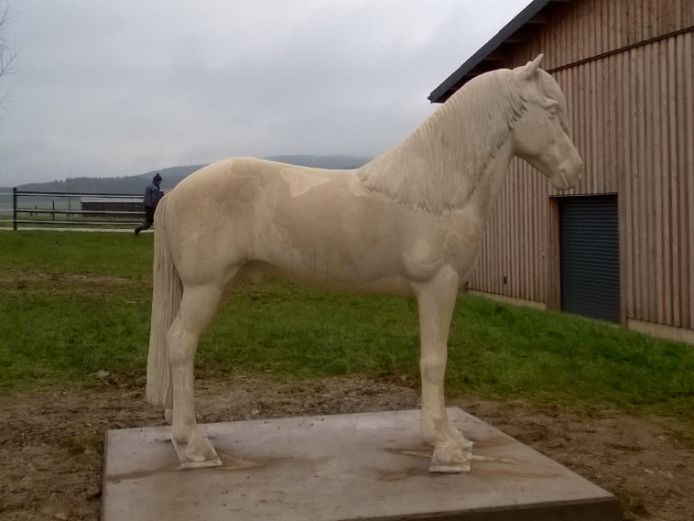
xmin=428 ymin=0 xmax=561 ymax=103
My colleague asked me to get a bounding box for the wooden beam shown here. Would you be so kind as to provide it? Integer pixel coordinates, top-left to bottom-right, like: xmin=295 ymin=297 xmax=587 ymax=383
xmin=483 ymin=51 xmax=507 ymax=61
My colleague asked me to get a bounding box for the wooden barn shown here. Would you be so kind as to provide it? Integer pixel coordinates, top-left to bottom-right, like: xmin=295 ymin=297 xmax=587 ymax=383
xmin=429 ymin=0 xmax=693 ymax=343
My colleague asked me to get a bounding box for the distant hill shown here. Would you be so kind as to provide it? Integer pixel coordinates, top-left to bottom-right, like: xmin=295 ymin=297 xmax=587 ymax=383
xmin=13 ymin=165 xmax=205 ymax=195
xmin=8 ymin=155 xmax=371 ymax=194
xmin=264 ymin=154 xmax=369 ymax=170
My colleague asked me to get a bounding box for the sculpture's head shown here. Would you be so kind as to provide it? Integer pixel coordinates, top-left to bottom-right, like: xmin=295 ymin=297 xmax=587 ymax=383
xmin=511 ymin=55 xmax=584 ymax=191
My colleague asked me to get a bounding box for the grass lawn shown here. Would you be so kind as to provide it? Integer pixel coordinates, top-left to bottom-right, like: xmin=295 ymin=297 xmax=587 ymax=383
xmin=1 ymin=231 xmax=693 ymax=419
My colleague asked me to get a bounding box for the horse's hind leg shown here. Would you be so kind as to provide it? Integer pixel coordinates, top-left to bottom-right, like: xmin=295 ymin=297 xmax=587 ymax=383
xmin=167 ymin=282 xmax=224 ymax=464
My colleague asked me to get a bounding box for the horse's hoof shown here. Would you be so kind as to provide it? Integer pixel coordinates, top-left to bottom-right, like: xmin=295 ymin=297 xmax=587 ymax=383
xmin=185 ymin=428 xmax=217 ymax=461
xmin=447 ymin=426 xmax=469 ymax=447
xmin=171 ymin=427 xmax=222 ymax=469
xmin=429 ymin=439 xmax=472 ymax=473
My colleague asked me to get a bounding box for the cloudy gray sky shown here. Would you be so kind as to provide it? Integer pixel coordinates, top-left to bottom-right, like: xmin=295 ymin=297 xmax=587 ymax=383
xmin=0 ymin=0 xmax=529 ymax=186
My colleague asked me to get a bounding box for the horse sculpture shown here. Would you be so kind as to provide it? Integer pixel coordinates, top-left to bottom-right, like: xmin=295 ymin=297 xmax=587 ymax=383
xmin=145 ymin=55 xmax=583 ymax=473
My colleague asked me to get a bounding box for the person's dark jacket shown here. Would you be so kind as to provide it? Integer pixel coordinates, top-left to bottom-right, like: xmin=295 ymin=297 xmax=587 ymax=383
xmin=143 ymin=182 xmax=163 ymax=208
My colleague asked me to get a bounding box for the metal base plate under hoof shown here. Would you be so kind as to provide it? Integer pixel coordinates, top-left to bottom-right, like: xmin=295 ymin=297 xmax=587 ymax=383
xmin=171 ymin=437 xmax=223 ymax=469
xmin=429 ymin=459 xmax=471 ymax=473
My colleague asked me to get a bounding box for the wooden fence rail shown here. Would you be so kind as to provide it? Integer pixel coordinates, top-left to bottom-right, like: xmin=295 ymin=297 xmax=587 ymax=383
xmin=3 ymin=189 xmax=146 ymax=231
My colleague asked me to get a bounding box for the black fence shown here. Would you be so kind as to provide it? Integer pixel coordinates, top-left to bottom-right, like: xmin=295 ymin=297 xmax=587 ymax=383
xmin=1 ymin=189 xmax=146 ymax=231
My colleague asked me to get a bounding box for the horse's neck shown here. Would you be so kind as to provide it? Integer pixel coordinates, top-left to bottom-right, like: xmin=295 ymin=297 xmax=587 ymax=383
xmin=465 ymin=138 xmax=515 ymax=222
xmin=357 ymin=88 xmax=515 ymax=215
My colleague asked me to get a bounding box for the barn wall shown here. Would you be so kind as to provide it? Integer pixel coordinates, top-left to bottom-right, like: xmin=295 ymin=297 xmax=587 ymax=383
xmin=517 ymin=0 xmax=693 ymax=71
xmin=467 ymin=0 xmax=693 ymax=331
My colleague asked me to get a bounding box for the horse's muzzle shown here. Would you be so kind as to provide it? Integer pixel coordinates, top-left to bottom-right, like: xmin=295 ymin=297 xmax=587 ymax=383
xmin=552 ymin=156 xmax=584 ymax=190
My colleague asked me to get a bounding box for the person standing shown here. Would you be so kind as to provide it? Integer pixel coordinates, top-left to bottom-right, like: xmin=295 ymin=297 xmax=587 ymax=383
xmin=134 ymin=173 xmax=163 ymax=235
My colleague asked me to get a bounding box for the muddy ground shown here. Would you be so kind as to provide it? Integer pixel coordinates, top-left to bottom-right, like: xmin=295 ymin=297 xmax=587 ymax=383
xmin=1 ymin=374 xmax=692 ymax=521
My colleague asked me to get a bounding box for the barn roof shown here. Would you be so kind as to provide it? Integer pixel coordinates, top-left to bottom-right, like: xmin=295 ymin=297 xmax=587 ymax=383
xmin=428 ymin=0 xmax=573 ymax=103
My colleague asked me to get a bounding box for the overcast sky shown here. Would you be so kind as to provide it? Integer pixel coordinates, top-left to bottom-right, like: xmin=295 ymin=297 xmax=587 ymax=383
xmin=0 ymin=0 xmax=530 ymax=186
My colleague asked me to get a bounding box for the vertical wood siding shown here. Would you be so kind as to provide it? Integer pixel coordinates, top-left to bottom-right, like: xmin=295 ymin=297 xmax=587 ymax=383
xmin=529 ymin=0 xmax=693 ymax=71
xmin=466 ymin=0 xmax=694 ymax=330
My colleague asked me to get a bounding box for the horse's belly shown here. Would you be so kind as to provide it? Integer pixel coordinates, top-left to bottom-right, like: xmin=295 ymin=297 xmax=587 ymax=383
xmin=237 ymin=260 xmax=414 ymax=296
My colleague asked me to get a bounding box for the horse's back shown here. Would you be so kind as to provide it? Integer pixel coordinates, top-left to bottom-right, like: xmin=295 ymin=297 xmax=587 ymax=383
xmin=172 ymin=157 xmax=270 ymax=194
xmin=171 ymin=157 xmax=352 ymax=198
xmin=161 ymin=157 xmax=361 ymax=284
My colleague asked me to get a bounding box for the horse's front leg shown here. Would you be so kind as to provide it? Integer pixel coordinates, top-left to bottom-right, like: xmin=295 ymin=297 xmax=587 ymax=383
xmin=167 ymin=283 xmax=223 ymax=466
xmin=414 ymin=265 xmax=473 ymax=473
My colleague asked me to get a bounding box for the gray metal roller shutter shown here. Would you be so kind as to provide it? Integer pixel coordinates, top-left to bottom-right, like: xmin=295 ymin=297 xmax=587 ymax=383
xmin=559 ymin=195 xmax=620 ymax=322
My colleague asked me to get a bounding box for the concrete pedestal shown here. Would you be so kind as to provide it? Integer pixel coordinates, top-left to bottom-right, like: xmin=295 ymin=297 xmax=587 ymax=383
xmin=101 ymin=408 xmax=619 ymax=520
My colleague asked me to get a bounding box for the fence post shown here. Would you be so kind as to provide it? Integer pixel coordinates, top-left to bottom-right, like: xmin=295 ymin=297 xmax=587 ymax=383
xmin=12 ymin=187 xmax=17 ymax=231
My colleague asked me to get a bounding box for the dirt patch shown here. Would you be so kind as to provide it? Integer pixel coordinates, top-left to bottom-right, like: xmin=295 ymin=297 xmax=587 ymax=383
xmin=464 ymin=401 xmax=693 ymax=521
xmin=0 ymin=271 xmax=136 ymax=297
xmin=1 ymin=375 xmax=692 ymax=521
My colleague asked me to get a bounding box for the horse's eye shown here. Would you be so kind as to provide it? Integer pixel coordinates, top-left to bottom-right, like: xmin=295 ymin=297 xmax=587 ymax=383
xmin=546 ymin=104 xmax=560 ymax=118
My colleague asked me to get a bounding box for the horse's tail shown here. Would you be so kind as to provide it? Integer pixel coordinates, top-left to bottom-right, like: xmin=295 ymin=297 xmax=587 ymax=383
xmin=146 ymin=197 xmax=182 ymax=408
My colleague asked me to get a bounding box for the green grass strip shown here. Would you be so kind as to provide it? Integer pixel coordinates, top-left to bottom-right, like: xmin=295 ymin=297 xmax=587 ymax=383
xmin=1 ymin=231 xmax=692 ymax=419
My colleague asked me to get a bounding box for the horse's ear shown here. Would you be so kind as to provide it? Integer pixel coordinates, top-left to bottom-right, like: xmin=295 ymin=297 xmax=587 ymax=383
xmin=517 ymin=54 xmax=544 ymax=81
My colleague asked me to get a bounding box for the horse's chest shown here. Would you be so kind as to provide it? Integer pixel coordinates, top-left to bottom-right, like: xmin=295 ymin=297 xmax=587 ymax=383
xmin=403 ymin=224 xmax=481 ymax=281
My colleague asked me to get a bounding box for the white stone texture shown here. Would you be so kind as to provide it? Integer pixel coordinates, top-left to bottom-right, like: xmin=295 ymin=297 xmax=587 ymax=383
xmin=144 ymin=56 xmax=584 ymax=471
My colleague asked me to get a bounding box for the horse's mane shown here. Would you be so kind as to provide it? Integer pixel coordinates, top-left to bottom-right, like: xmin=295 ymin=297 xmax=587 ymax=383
xmin=356 ymin=68 xmax=529 ymax=214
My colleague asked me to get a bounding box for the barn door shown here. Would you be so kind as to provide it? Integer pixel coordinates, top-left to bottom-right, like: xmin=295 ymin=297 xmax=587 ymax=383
xmin=559 ymin=195 xmax=620 ymax=322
